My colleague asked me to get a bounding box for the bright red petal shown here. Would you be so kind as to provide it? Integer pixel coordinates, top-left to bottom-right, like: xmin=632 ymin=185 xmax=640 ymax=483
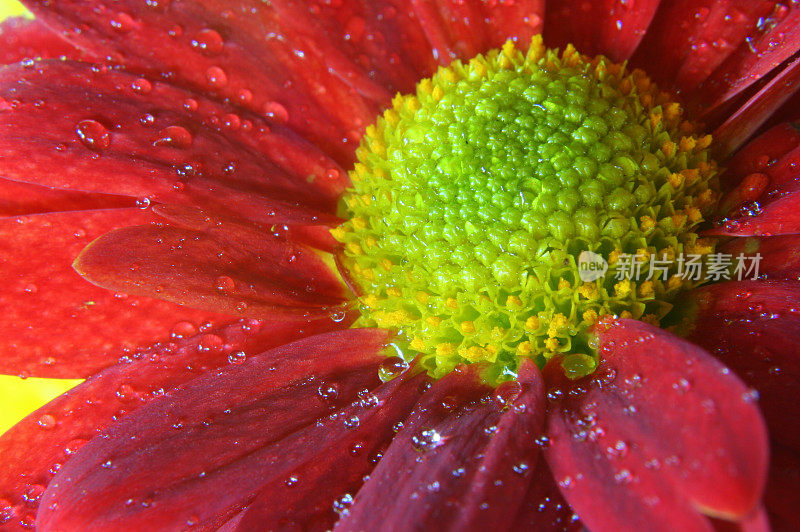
xmin=74 ymin=216 xmax=348 ymax=318
xmin=545 ymin=319 xmax=769 ymax=530
xmin=630 ymin=1 xmax=775 ymax=95
xmin=511 ymin=456 xmax=581 ymax=531
xmin=0 ymin=16 xmax=91 ymax=64
xmin=685 ymin=280 xmax=800 ymax=450
xmin=337 ymin=360 xmax=545 ymax=531
xmin=23 ymin=0 xmax=386 ymax=160
xmin=0 ymin=208 xmax=229 ymax=378
xmin=0 ymin=317 xmax=350 ymax=531
xmin=35 ymin=329 xmax=395 ymax=531
xmin=0 ymin=177 xmax=134 ymax=217
xmin=543 ymin=0 xmax=659 ymax=62
xmin=0 ymin=61 xmax=348 ymax=224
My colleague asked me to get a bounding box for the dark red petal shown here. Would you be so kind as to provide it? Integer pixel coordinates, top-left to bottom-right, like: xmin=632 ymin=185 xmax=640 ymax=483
xmin=236 ymin=369 xmax=431 ymax=530
xmin=712 ymin=56 xmax=800 ymax=160
xmin=36 ymin=329 xmax=397 ymax=531
xmin=511 ymin=456 xmax=581 ymax=531
xmin=74 ymin=217 xmax=348 ymax=318
xmin=720 ymin=235 xmax=800 ymax=280
xmin=709 ymin=134 xmax=800 ymax=236
xmin=543 ymin=0 xmax=659 ymax=62
xmin=0 ymin=208 xmax=228 ymax=378
xmin=0 ymin=16 xmax=91 ymax=64
xmin=545 ymin=318 xmax=769 ymax=530
xmin=684 ymin=280 xmax=800 ymax=450
xmin=337 ymin=360 xmax=545 ymax=531
xmin=765 ymin=442 xmax=800 ymax=529
xmin=0 ymin=316 xmax=348 ymax=531
xmin=695 ymin=5 xmax=800 ymax=120
xmin=721 ymin=122 xmax=800 ymax=193
xmin=0 ymin=177 xmax=134 ymax=217
xmin=0 ymin=61 xmax=348 ymax=225
xmin=630 ymin=1 xmax=775 ymax=95
xmin=23 ymin=1 xmax=386 ymax=161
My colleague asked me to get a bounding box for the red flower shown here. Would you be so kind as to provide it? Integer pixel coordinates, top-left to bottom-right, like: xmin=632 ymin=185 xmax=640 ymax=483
xmin=1 ymin=1 xmax=798 ymax=530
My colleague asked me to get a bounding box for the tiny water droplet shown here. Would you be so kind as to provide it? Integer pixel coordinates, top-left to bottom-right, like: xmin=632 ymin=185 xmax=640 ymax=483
xmin=131 ymin=78 xmax=152 ymax=94
xmin=191 ymin=28 xmax=224 ymax=56
xmin=228 ymin=351 xmax=247 ymax=365
xmin=36 ymin=414 xmax=56 ymax=430
xmin=318 ymin=382 xmax=339 ymax=401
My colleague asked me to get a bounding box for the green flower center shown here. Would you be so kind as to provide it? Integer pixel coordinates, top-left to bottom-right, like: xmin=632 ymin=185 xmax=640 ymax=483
xmin=334 ymin=37 xmax=719 ymax=381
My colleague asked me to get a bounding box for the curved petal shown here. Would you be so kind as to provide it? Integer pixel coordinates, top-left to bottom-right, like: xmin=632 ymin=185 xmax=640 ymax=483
xmin=630 ymin=1 xmax=775 ymax=95
xmin=695 ymin=4 xmax=800 ymax=121
xmin=35 ymin=329 xmax=392 ymax=531
xmin=543 ymin=0 xmax=659 ymax=62
xmin=74 ymin=216 xmax=348 ymax=318
xmin=0 ymin=60 xmax=349 ymax=224
xmin=709 ymin=127 xmax=800 ymax=236
xmin=0 ymin=208 xmax=229 ymax=378
xmin=0 ymin=16 xmax=91 ymax=64
xmin=545 ymin=318 xmax=769 ymax=531
xmin=234 ymin=369 xmax=430 ymax=530
xmin=712 ymin=56 xmax=800 ymax=159
xmin=0 ymin=317 xmax=351 ymax=532
xmin=684 ymin=280 xmax=800 ymax=450
xmin=0 ymin=177 xmax=134 ymax=217
xmin=23 ymin=0 xmax=387 ymax=160
xmin=336 ymin=360 xmax=545 ymax=531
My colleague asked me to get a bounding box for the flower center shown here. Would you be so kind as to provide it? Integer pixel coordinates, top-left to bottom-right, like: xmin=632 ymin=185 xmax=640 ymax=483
xmin=333 ymin=37 xmax=719 ymax=381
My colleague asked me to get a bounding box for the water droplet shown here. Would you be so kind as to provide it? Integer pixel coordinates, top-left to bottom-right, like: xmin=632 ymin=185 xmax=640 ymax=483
xmin=65 ymin=438 xmax=88 ymax=455
xmin=205 ymin=66 xmax=228 ymax=89
xmin=284 ymin=475 xmax=299 ymax=487
xmin=110 ymin=12 xmax=136 ymax=32
xmin=411 ymin=428 xmax=443 ymax=452
xmin=36 ymin=414 xmax=56 ymax=430
xmin=237 ymin=89 xmax=253 ymax=104
xmin=116 ymin=384 xmax=136 ymax=401
xmin=742 ymin=389 xmax=760 ymax=403
xmin=139 ymin=113 xmax=155 ymax=127
xmin=318 ymin=382 xmax=339 ymax=401
xmin=171 ymin=321 xmax=197 ymax=338
xmin=183 ymin=98 xmax=199 ymax=112
xmin=101 ymin=460 xmax=113 ymax=468
xmin=227 ymin=351 xmax=247 ymax=365
xmin=263 ymin=101 xmax=289 ymax=124
xmin=215 ymin=275 xmax=236 ymax=292
xmin=198 ymin=334 xmax=224 ymax=352
xmin=512 ymin=461 xmax=529 ymax=474
xmin=378 ymin=356 xmax=408 ymax=381
xmin=672 ymin=378 xmax=691 ymax=394
xmin=22 ymin=484 xmax=44 ymax=505
xmin=75 ymin=119 xmax=110 ymax=151
xmin=333 ymin=494 xmax=354 ymax=517
xmin=191 ymin=28 xmax=224 ymax=56
xmin=343 ymin=415 xmax=360 ymax=429
xmin=0 ymin=498 xmax=15 ymax=524
xmin=131 ymin=78 xmax=152 ymax=94
xmin=153 ymin=125 xmax=193 ymax=148
xmin=222 ymin=113 xmax=241 ymax=130
xmin=494 ymin=380 xmax=522 ymax=406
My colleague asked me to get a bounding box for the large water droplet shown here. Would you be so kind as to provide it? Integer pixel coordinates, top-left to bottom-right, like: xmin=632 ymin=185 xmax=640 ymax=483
xmin=153 ymin=125 xmax=193 ymax=148
xmin=75 ymin=119 xmax=110 ymax=151
xmin=36 ymin=414 xmax=56 ymax=430
xmin=411 ymin=428 xmax=443 ymax=452
xmin=191 ymin=29 xmax=224 ymax=56
xmin=205 ymin=66 xmax=228 ymax=89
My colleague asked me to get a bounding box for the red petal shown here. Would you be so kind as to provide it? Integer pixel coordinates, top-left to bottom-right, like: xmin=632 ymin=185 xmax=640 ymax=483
xmin=684 ymin=281 xmax=800 ymax=450
xmin=630 ymin=1 xmax=775 ymax=95
xmin=236 ymin=369 xmax=431 ymax=530
xmin=543 ymin=0 xmax=659 ymax=62
xmin=337 ymin=360 xmax=545 ymax=531
xmin=0 ymin=317 xmax=349 ymax=531
xmin=0 ymin=208 xmax=228 ymax=378
xmin=36 ymin=329 xmax=395 ymax=531
xmin=765 ymin=442 xmax=800 ymax=529
xmin=0 ymin=177 xmax=134 ymax=217
xmin=712 ymin=56 xmax=800 ymax=160
xmin=511 ymin=456 xmax=581 ymax=531
xmin=24 ymin=1 xmax=385 ymax=161
xmin=695 ymin=5 xmax=800 ymax=120
xmin=0 ymin=61 xmax=348 ymax=224
xmin=0 ymin=16 xmax=91 ymax=64
xmin=74 ymin=217 xmax=348 ymax=318
xmin=720 ymin=235 xmax=800 ymax=280
xmin=709 ymin=138 xmax=800 ymax=236
xmin=545 ymin=319 xmax=769 ymax=530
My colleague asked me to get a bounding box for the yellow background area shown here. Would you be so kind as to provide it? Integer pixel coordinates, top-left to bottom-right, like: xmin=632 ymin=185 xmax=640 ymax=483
xmin=1 ymin=0 xmax=84 ymax=435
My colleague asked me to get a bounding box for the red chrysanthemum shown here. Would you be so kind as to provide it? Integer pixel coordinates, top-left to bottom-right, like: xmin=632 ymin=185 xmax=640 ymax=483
xmin=1 ymin=1 xmax=798 ymax=531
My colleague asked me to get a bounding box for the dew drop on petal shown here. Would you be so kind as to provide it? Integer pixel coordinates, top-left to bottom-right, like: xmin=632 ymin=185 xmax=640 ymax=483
xmin=227 ymin=351 xmax=247 ymax=365
xmin=318 ymin=382 xmax=339 ymax=402
xmin=214 ymin=275 xmax=236 ymax=292
xmin=36 ymin=414 xmax=56 ymax=430
xmin=263 ymin=101 xmax=289 ymax=124
xmin=153 ymin=125 xmax=193 ymax=149
xmin=131 ymin=78 xmax=152 ymax=94
xmin=0 ymin=499 xmax=15 ymax=524
xmin=205 ymin=66 xmax=228 ymax=89
xmin=171 ymin=321 xmax=197 ymax=338
xmin=411 ymin=428 xmax=443 ymax=452
xmin=75 ymin=119 xmax=110 ymax=151
xmin=191 ymin=28 xmax=225 ymax=56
